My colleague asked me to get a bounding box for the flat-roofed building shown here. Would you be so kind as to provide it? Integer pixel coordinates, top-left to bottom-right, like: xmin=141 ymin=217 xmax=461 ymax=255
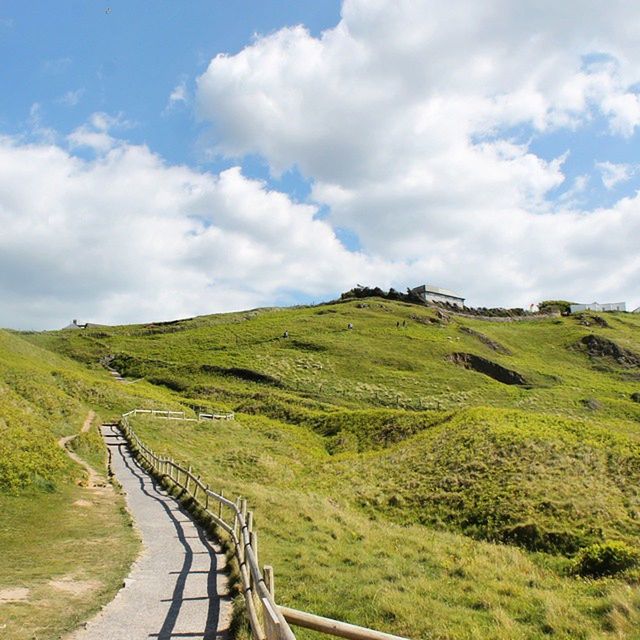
xmin=411 ymin=284 xmax=465 ymax=308
xmin=570 ymin=302 xmax=626 ymax=313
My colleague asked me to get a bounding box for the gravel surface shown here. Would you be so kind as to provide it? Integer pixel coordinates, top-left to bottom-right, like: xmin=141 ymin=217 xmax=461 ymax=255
xmin=68 ymin=425 xmax=232 ymax=640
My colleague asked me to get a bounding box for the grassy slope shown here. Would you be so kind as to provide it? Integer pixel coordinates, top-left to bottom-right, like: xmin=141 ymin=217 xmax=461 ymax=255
xmin=0 ymin=329 xmax=179 ymax=640
xmin=23 ymin=301 xmax=640 ymax=638
xmin=131 ymin=412 xmax=640 ymax=640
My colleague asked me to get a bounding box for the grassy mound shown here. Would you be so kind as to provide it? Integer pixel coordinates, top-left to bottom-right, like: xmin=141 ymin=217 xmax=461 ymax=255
xmin=325 ymin=407 xmax=640 ymax=553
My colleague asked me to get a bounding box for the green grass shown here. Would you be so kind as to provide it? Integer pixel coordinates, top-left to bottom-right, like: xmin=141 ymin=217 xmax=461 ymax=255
xmin=10 ymin=299 xmax=640 ymax=638
xmin=130 ymin=411 xmax=640 ymax=639
xmin=0 ymin=484 xmax=138 ymax=640
xmin=0 ymin=329 xmax=179 ymax=639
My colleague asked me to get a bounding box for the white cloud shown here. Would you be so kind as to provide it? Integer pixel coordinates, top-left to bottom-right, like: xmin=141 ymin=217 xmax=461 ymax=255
xmin=27 ymin=103 xmax=57 ymax=144
xmin=166 ymin=79 xmax=189 ymax=111
xmin=195 ymin=0 xmax=640 ymax=309
xmin=0 ymin=133 xmax=390 ymax=330
xmin=67 ymin=112 xmax=133 ymax=153
xmin=56 ymin=89 xmax=84 ymax=107
xmin=596 ymin=161 xmax=636 ymax=190
xmin=5 ymin=1 xmax=640 ymax=330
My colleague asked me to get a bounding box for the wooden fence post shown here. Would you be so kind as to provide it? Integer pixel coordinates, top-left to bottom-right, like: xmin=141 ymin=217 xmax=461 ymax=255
xmin=234 ymin=497 xmax=241 ymax=540
xmin=251 ymin=531 xmax=258 ymax=569
xmin=264 ymin=565 xmax=275 ymax=599
xmin=194 ymin=475 xmax=200 ymax=501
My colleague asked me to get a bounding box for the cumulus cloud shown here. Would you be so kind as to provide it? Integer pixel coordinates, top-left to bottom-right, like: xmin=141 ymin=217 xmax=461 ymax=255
xmin=597 ymin=161 xmax=637 ymax=190
xmin=196 ymin=0 xmax=640 ymax=308
xmin=5 ymin=1 xmax=640 ymax=329
xmin=0 ymin=130 xmax=390 ymax=329
xmin=67 ymin=112 xmax=131 ymax=153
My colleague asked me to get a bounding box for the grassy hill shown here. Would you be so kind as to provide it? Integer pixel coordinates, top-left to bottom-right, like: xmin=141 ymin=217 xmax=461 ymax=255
xmin=0 ymin=328 xmax=181 ymax=640
xmin=15 ymin=299 xmax=640 ymax=638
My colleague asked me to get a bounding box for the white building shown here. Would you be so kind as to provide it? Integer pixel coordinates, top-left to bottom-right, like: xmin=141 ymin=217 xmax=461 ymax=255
xmin=569 ymin=302 xmax=626 ymax=313
xmin=411 ymin=284 xmax=465 ymax=308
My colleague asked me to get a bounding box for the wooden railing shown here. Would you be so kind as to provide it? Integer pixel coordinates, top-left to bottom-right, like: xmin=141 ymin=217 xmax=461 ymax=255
xmin=122 ymin=408 xmax=235 ymax=422
xmin=119 ymin=409 xmax=409 ymax=640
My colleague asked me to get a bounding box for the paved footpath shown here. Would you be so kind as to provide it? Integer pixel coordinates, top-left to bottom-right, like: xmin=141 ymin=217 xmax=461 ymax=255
xmin=68 ymin=425 xmax=232 ymax=640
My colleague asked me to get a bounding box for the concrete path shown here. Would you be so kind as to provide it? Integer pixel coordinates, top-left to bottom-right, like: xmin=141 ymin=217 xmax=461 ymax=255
xmin=68 ymin=425 xmax=232 ymax=640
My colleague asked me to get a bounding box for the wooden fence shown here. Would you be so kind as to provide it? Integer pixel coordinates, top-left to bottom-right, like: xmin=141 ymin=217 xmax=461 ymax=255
xmin=119 ymin=409 xmax=409 ymax=640
xmin=122 ymin=408 xmax=235 ymax=422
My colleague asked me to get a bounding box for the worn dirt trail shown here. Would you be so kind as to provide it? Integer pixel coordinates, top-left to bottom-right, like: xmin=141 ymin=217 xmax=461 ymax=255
xmin=67 ymin=424 xmax=232 ymax=640
xmin=58 ymin=410 xmax=107 ymax=490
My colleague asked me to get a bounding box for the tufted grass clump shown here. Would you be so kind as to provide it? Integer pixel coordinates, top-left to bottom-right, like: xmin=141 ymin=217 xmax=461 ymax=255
xmin=573 ymin=541 xmax=639 ymax=577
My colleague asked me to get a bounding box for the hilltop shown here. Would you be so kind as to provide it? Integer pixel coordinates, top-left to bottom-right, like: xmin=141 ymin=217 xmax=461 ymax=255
xmin=5 ymin=298 xmax=640 ymax=638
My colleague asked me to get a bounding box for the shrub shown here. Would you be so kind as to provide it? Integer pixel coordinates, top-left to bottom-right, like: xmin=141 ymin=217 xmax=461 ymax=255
xmin=148 ymin=375 xmax=190 ymax=392
xmin=573 ymin=541 xmax=639 ymax=577
xmin=539 ymin=300 xmax=573 ymax=314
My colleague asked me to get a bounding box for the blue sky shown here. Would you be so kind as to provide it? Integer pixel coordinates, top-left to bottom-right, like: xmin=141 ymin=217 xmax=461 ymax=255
xmin=1 ymin=1 xmax=639 ymax=328
xmin=1 ymin=2 xmax=338 ymax=166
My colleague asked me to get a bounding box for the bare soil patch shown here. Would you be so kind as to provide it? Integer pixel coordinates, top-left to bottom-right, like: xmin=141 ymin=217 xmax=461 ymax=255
xmin=48 ymin=577 xmax=100 ymax=597
xmin=448 ymin=352 xmax=528 ymax=386
xmin=0 ymin=587 xmax=30 ymax=603
xmin=577 ymin=334 xmax=640 ymax=368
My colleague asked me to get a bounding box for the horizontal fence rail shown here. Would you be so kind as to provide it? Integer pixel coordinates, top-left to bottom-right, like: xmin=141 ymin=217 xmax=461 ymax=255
xmin=119 ymin=409 xmax=409 ymax=640
xmin=121 ymin=408 xmax=235 ymax=422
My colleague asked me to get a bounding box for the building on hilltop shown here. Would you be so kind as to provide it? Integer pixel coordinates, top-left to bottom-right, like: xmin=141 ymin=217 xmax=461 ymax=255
xmin=633 ymin=307 xmax=640 ymax=313
xmin=63 ymin=319 xmax=86 ymax=330
xmin=410 ymin=284 xmax=465 ymax=308
xmin=569 ymin=302 xmax=626 ymax=313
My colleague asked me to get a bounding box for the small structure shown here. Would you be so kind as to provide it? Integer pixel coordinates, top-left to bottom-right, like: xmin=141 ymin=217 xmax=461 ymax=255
xmin=410 ymin=284 xmax=465 ymax=308
xmin=569 ymin=302 xmax=626 ymax=313
xmin=63 ymin=319 xmax=87 ymax=330
xmin=633 ymin=307 xmax=640 ymax=314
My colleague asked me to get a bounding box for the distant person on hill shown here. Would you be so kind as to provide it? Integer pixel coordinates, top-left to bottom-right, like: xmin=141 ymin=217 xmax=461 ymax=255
xmin=347 ymin=323 xmax=353 ymax=330
xmin=283 ymin=330 xmax=289 ymax=339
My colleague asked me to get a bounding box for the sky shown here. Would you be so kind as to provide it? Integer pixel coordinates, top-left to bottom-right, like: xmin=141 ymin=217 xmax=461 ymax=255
xmin=1 ymin=1 xmax=640 ymax=329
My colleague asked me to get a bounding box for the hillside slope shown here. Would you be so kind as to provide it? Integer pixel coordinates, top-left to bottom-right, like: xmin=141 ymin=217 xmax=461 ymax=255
xmin=0 ymin=329 xmax=181 ymax=640
xmin=23 ymin=300 xmax=640 ymax=638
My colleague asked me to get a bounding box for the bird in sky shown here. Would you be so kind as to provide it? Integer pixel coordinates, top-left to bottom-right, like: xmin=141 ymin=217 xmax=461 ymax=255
xmin=105 ymin=7 xmax=111 ymax=14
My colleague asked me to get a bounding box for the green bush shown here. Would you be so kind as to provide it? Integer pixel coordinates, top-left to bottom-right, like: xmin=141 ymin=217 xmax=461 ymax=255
xmin=539 ymin=300 xmax=573 ymax=314
xmin=573 ymin=541 xmax=638 ymax=577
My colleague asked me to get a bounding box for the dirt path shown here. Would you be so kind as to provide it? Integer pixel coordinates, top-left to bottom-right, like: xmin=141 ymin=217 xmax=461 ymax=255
xmin=67 ymin=425 xmax=233 ymax=640
xmin=58 ymin=411 xmax=106 ymax=489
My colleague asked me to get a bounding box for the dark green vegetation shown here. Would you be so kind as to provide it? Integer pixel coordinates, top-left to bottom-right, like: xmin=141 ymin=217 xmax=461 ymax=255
xmin=6 ymin=299 xmax=640 ymax=638
xmin=539 ymin=300 xmax=574 ymax=314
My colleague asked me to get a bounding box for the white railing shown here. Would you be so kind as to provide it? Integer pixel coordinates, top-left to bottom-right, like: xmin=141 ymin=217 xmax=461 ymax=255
xmin=119 ymin=410 xmax=409 ymax=640
xmin=121 ymin=408 xmax=234 ymax=422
